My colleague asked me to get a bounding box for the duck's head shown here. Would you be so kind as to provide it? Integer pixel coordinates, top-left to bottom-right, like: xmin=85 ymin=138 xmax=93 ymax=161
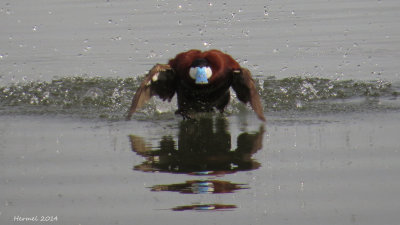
xmin=189 ymin=58 xmax=212 ymax=85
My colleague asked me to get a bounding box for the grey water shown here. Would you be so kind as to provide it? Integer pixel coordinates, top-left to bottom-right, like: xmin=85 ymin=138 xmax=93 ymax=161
xmin=1 ymin=0 xmax=400 ymax=225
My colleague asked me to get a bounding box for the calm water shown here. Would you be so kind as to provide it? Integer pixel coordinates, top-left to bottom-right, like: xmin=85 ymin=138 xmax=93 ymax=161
xmin=1 ymin=113 xmax=400 ymax=225
xmin=1 ymin=0 xmax=400 ymax=224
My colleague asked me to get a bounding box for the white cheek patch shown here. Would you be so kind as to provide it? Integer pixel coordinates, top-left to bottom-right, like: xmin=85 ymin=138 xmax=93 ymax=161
xmin=204 ymin=67 xmax=212 ymax=79
xmin=189 ymin=67 xmax=197 ymax=80
xmin=189 ymin=67 xmax=213 ymax=80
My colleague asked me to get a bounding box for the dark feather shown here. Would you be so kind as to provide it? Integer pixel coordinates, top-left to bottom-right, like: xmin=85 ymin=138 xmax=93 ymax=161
xmin=231 ymin=68 xmax=266 ymax=121
xmin=126 ymin=64 xmax=176 ymax=120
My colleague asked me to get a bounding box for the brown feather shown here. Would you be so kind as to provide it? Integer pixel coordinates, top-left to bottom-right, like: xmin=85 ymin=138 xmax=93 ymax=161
xmin=126 ymin=64 xmax=176 ymax=120
xmin=231 ymin=68 xmax=266 ymax=122
xmin=127 ymin=50 xmax=266 ymax=121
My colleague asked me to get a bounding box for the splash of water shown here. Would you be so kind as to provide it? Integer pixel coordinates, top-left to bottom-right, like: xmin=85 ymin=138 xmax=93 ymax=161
xmin=0 ymin=76 xmax=399 ymax=120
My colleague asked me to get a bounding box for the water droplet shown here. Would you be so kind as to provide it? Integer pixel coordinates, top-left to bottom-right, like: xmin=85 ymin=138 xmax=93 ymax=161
xmin=258 ymin=80 xmax=264 ymax=91
xmin=43 ymin=91 xmax=50 ymax=99
xmin=273 ymin=48 xmax=279 ymax=53
xmin=111 ymin=36 xmax=122 ymax=41
xmin=30 ymin=96 xmax=39 ymax=105
xmin=208 ymin=2 xmax=213 ymax=6
xmin=83 ymin=46 xmax=92 ymax=52
xmin=146 ymin=50 xmax=157 ymax=59
xmin=291 ymin=10 xmax=295 ymax=15
xmin=280 ymin=66 xmax=288 ymax=72
xmin=296 ymin=100 xmax=302 ymax=108
xmin=263 ymin=6 xmax=269 ymax=16
xmin=84 ymin=87 xmax=103 ymax=99
xmin=300 ymin=181 xmax=305 ymax=191
xmin=178 ymin=5 xmax=182 ymax=9
xmin=32 ymin=25 xmax=38 ymax=31
xmin=177 ymin=20 xmax=182 ymax=26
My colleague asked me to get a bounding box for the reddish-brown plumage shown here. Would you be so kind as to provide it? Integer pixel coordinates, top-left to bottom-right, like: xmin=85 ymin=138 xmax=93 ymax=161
xmin=169 ymin=49 xmax=241 ymax=85
xmin=127 ymin=49 xmax=266 ymax=121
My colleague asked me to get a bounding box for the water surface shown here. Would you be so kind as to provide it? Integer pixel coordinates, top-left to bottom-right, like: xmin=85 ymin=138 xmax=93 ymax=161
xmin=1 ymin=0 xmax=400 ymax=224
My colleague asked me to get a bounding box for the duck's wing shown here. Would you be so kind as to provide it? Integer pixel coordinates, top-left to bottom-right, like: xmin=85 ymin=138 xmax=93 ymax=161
xmin=231 ymin=68 xmax=266 ymax=122
xmin=127 ymin=64 xmax=177 ymax=120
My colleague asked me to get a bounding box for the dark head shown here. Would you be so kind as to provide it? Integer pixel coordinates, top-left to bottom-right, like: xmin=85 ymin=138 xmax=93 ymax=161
xmin=189 ymin=58 xmax=212 ymax=85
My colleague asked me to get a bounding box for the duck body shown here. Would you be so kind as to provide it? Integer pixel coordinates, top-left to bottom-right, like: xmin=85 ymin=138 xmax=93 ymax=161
xmin=127 ymin=49 xmax=265 ymax=121
xmin=171 ymin=50 xmax=237 ymax=114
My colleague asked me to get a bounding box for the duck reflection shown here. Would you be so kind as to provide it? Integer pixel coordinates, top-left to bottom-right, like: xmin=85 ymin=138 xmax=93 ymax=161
xmin=150 ymin=180 xmax=248 ymax=194
xmin=172 ymin=204 xmax=237 ymax=212
xmin=129 ymin=116 xmax=264 ymax=211
xmin=129 ymin=117 xmax=264 ymax=176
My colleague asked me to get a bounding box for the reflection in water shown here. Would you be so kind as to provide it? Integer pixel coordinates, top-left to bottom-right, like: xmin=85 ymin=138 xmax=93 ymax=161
xmin=172 ymin=204 xmax=237 ymax=212
xmin=130 ymin=117 xmax=264 ymax=175
xmin=150 ymin=180 xmax=248 ymax=194
xmin=129 ymin=117 xmax=264 ymax=211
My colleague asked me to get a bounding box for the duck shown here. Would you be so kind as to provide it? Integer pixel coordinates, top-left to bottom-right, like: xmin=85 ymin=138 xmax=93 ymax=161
xmin=126 ymin=49 xmax=266 ymax=121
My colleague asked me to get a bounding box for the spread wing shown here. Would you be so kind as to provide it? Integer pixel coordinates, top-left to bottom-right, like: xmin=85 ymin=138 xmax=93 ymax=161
xmin=231 ymin=68 xmax=266 ymax=122
xmin=127 ymin=64 xmax=177 ymax=120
